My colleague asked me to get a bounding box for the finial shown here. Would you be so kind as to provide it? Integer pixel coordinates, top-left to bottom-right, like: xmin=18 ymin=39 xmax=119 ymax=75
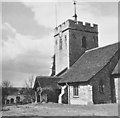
xmin=73 ymin=0 xmax=77 ymax=21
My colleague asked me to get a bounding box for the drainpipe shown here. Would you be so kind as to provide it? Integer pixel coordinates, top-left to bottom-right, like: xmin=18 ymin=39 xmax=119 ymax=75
xmin=58 ymin=84 xmax=67 ymax=104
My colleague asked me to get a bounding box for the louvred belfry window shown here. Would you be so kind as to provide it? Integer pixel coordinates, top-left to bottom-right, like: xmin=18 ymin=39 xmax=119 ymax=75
xmin=59 ymin=31 xmax=63 ymax=50
xmin=65 ymin=35 xmax=67 ymax=46
xmin=59 ymin=38 xmax=62 ymax=49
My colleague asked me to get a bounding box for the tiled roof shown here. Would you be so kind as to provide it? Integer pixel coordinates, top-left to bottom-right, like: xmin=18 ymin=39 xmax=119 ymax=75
xmin=33 ymin=76 xmax=62 ymax=90
xmin=59 ymin=42 xmax=120 ymax=84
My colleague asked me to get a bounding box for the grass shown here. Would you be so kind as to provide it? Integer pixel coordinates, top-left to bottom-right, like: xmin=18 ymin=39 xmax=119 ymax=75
xmin=1 ymin=102 xmax=119 ymax=117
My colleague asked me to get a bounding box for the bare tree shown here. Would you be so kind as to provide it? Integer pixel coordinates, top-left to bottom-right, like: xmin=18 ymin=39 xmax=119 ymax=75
xmin=24 ymin=75 xmax=35 ymax=103
xmin=2 ymin=80 xmax=12 ymax=88
xmin=2 ymin=80 xmax=12 ymax=105
xmin=25 ymin=75 xmax=34 ymax=89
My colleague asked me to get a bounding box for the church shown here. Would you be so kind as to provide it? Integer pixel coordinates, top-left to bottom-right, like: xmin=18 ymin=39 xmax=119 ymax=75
xmin=33 ymin=3 xmax=119 ymax=105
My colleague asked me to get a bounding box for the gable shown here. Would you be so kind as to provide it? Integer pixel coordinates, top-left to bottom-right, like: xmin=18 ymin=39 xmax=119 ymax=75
xmin=33 ymin=76 xmax=62 ymax=90
xmin=112 ymin=60 xmax=120 ymax=74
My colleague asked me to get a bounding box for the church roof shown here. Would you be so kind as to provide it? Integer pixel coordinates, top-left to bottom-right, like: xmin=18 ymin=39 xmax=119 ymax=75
xmin=59 ymin=42 xmax=120 ymax=84
xmin=33 ymin=76 xmax=62 ymax=90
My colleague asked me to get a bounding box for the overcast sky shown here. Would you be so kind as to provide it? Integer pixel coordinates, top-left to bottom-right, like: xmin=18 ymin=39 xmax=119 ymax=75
xmin=1 ymin=1 xmax=118 ymax=87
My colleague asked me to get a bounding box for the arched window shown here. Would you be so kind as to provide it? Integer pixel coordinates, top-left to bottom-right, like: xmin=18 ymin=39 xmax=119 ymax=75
xmin=59 ymin=38 xmax=62 ymax=50
xmin=82 ymin=36 xmax=87 ymax=48
xmin=59 ymin=31 xmax=63 ymax=50
xmin=65 ymin=35 xmax=67 ymax=47
xmin=99 ymin=79 xmax=104 ymax=94
xmin=93 ymin=36 xmax=98 ymax=42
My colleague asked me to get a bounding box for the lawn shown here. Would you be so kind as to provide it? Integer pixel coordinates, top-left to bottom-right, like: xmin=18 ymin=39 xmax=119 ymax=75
xmin=1 ymin=102 xmax=119 ymax=117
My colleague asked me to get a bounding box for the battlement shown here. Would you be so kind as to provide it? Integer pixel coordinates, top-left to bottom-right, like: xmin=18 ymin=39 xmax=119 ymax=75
xmin=54 ymin=19 xmax=98 ymax=36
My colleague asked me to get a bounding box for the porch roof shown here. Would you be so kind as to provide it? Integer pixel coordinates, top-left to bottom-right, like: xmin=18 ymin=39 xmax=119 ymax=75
xmin=33 ymin=76 xmax=62 ymax=90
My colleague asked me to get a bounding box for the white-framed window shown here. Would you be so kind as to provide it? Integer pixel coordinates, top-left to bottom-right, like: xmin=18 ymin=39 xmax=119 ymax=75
xmin=73 ymin=85 xmax=79 ymax=97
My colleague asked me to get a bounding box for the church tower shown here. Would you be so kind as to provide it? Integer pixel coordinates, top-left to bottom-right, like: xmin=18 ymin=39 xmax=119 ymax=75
xmin=51 ymin=1 xmax=98 ymax=76
xmin=54 ymin=20 xmax=98 ymax=75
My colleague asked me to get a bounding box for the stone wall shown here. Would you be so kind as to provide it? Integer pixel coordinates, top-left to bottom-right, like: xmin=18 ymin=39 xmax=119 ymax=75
xmin=54 ymin=30 xmax=69 ymax=75
xmin=90 ymin=50 xmax=120 ymax=104
xmin=69 ymin=85 xmax=92 ymax=105
xmin=69 ymin=29 xmax=98 ymax=66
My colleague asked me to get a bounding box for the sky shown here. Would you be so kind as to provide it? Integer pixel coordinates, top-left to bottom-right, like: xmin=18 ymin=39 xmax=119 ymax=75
xmin=1 ymin=1 xmax=119 ymax=87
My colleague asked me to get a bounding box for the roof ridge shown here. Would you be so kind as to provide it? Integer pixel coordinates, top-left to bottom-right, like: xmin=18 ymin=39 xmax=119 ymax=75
xmin=59 ymin=42 xmax=120 ymax=83
xmin=86 ymin=42 xmax=119 ymax=53
xmin=36 ymin=76 xmax=61 ymax=78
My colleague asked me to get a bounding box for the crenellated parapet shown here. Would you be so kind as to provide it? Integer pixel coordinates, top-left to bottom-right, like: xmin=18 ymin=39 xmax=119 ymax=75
xmin=54 ymin=19 xmax=98 ymax=36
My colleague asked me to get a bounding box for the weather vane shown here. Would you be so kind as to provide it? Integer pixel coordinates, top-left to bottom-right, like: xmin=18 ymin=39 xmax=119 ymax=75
xmin=73 ymin=0 xmax=77 ymax=21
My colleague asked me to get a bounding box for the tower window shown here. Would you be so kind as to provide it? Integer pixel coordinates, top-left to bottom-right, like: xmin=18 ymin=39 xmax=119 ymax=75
xmin=93 ymin=36 xmax=98 ymax=42
xmin=72 ymin=33 xmax=76 ymax=39
xmin=59 ymin=38 xmax=62 ymax=49
xmin=65 ymin=35 xmax=67 ymax=46
xmin=73 ymin=85 xmax=79 ymax=97
xmin=65 ymin=35 xmax=67 ymax=41
xmin=82 ymin=36 xmax=87 ymax=48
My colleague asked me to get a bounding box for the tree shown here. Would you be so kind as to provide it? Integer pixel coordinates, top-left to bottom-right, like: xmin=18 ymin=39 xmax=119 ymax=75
xmin=24 ymin=75 xmax=35 ymax=103
xmin=2 ymin=80 xmax=12 ymax=88
xmin=2 ymin=80 xmax=12 ymax=104
xmin=25 ymin=75 xmax=34 ymax=89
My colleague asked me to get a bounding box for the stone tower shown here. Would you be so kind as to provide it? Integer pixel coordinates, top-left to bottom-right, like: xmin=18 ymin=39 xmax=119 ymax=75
xmin=54 ymin=19 xmax=98 ymax=75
